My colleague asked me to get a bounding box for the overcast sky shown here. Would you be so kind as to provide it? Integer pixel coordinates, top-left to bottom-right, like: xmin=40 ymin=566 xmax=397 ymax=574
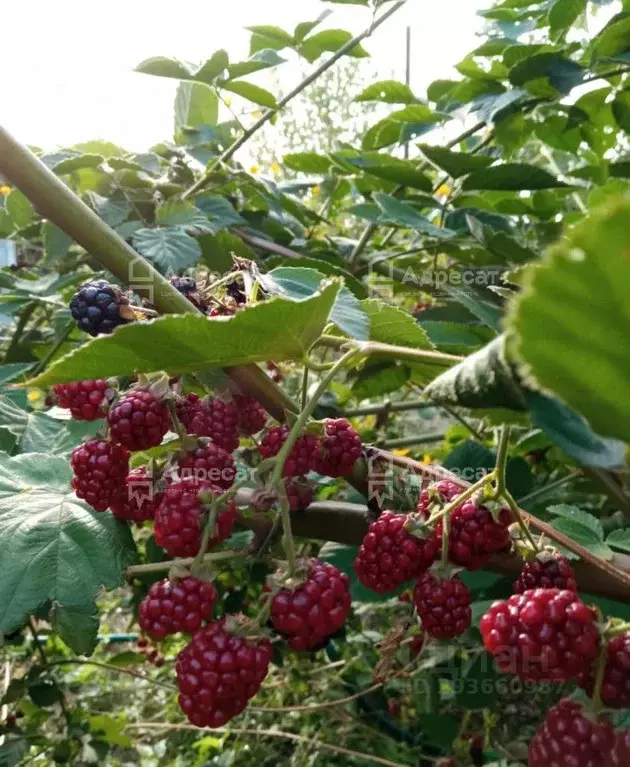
xmin=2 ymin=1 xmax=483 ymax=152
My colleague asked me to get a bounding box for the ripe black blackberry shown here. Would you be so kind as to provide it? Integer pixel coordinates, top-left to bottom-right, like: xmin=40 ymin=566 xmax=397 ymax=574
xmin=169 ymin=275 xmax=206 ymax=311
xmin=70 ymin=279 xmax=131 ymax=336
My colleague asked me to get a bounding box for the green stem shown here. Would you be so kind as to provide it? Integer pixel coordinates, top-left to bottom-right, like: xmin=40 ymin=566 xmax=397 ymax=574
xmin=592 ymin=640 xmax=609 ymax=713
xmin=441 ymin=503 xmax=451 ymax=567
xmin=301 ymin=365 xmax=309 ymax=411
xmin=126 ymin=550 xmax=242 ymax=577
xmin=494 ymin=425 xmax=511 ymax=498
xmin=428 ymin=474 xmax=494 ymax=525
xmin=31 ymin=320 xmax=75 ymax=376
xmin=194 ymin=504 xmax=220 ymax=568
xmin=181 ymin=1 xmax=407 ymax=200
xmin=4 ymin=301 xmax=37 ymax=362
xmin=166 ymin=399 xmax=187 ymax=443
xmin=377 ymin=433 xmax=444 ymax=449
xmin=504 ymin=490 xmax=540 ymax=553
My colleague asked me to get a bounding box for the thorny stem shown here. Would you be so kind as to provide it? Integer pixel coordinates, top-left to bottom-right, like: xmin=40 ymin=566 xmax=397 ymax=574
xmin=181 ymin=1 xmax=407 ymax=200
xmin=504 ymin=490 xmax=540 ymax=554
xmin=165 ymin=399 xmax=187 ymax=443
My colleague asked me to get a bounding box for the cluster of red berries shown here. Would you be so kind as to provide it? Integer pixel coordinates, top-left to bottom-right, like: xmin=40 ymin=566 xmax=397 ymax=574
xmin=353 ymin=479 xmax=515 ymax=641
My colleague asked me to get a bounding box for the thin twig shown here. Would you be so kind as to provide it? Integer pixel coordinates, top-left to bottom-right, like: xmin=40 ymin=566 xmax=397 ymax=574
xmin=47 ymin=658 xmax=177 ymax=692
xmin=182 ymin=1 xmax=407 ymax=200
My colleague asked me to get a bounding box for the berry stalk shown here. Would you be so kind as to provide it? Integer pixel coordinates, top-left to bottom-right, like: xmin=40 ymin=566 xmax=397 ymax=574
xmin=427 ymin=474 xmax=494 ymax=525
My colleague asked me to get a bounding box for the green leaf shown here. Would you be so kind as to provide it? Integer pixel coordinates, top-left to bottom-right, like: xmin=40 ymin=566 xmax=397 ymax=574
xmin=319 ymin=541 xmax=400 ymax=602
xmin=423 ymin=335 xmax=526 ymax=410
xmin=548 ymin=0 xmax=587 ymax=40
xmin=268 ymin=256 xmax=368 ymax=299
xmin=198 ymin=230 xmax=253 ymax=272
xmin=0 ymin=396 xmax=101 ymax=455
xmin=612 ymin=90 xmax=630 ymax=131
xmin=51 ymin=603 xmax=99 ymax=656
xmin=155 ymin=201 xmax=211 ymax=231
xmin=463 ymin=163 xmax=569 ymax=190
xmin=42 ymin=222 xmax=73 ymax=264
xmin=132 ymin=227 xmax=201 ymax=272
xmin=265 ymin=267 xmax=369 ymax=340
xmin=220 ymin=81 xmax=277 ymax=108
xmin=362 ymin=105 xmax=439 ymax=151
xmin=355 ymin=80 xmax=417 ymax=104
xmin=247 ymin=25 xmax=294 ymax=54
xmin=591 ymin=12 xmax=630 ymax=58
xmin=606 ymin=529 xmax=630 ymax=554
xmin=27 ymin=283 xmax=342 ymax=386
xmin=194 ymin=50 xmax=229 ymax=84
xmin=373 ymin=193 xmax=453 ymax=238
xmin=509 ymin=198 xmax=630 ymax=444
xmin=174 ymin=82 xmax=218 ymax=129
xmin=352 ymin=361 xmax=410 ymax=399
xmin=231 ymin=49 xmax=286 ymax=80
xmin=52 ymin=154 xmax=103 ymax=175
xmin=509 ymin=53 xmax=584 ymax=94
xmin=106 ymin=651 xmax=145 ymax=667
xmin=455 ymin=652 xmax=501 ymax=709
xmin=195 ymin=195 xmax=246 ymax=229
xmin=299 ymin=29 xmax=369 ymax=63
xmin=548 ymin=503 xmax=604 ymax=539
xmin=335 ymin=152 xmax=432 ymax=191
xmin=284 ymin=152 xmax=332 ymax=173
xmin=525 ymin=390 xmax=626 ymax=469
xmin=88 ymin=193 xmax=130 ymax=228
xmin=5 ymin=190 xmax=34 ymax=230
xmin=0 ymin=453 xmax=136 ymax=635
xmin=135 ymin=56 xmax=192 ymax=80
xmin=89 ymin=715 xmax=133 ymax=748
xmin=29 ymin=681 xmax=62 ymax=708
xmin=417 ymin=144 xmax=495 ymax=179
xmin=361 ymin=298 xmax=434 ymax=350
xmin=550 ymin=517 xmax=613 ymax=560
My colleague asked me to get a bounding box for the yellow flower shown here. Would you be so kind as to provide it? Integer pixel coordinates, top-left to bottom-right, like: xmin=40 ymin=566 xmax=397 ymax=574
xmin=435 ymin=183 xmax=451 ymax=197
xmin=392 ymin=448 xmax=410 ymax=456
xmin=421 ymin=455 xmax=432 ymax=465
xmin=27 ymin=389 xmax=43 ymax=404
xmin=270 ymin=161 xmax=281 ymax=175
xmin=249 ymin=165 xmax=259 ymax=175
xmin=0 ymin=185 xmax=10 ymax=196
xmin=312 ymin=184 xmax=321 ymax=195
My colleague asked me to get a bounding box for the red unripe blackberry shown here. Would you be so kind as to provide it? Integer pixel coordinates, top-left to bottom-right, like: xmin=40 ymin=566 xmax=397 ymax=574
xmin=154 ymin=479 xmax=236 ymax=557
xmin=514 ymin=551 xmax=577 ymax=594
xmin=285 ymin=476 xmax=314 ymax=511
xmin=52 ymin=379 xmax=115 ymax=421
xmin=417 ymin=479 xmax=463 ymax=516
xmin=418 ymin=482 xmax=512 ymax=570
xmin=312 ymin=418 xmax=362 ymax=477
xmin=139 ymin=576 xmax=218 ymax=638
xmin=354 ymin=511 xmax=440 ymax=593
xmin=480 ymin=588 xmax=599 ymax=682
xmin=233 ymin=394 xmax=267 ymax=436
xmin=107 ymin=389 xmax=171 ymax=451
xmin=387 ymin=698 xmax=401 ymax=717
xmin=269 ymin=558 xmax=351 ymax=651
xmin=177 ymin=394 xmax=239 ymax=452
xmin=413 ymin=570 xmax=472 ymax=640
xmin=579 ymin=632 xmax=630 ymax=708
xmin=176 ymin=617 xmax=272 ymax=728
xmin=69 ymin=279 xmax=131 ymax=336
xmin=71 ymin=439 xmax=129 ymax=512
xmin=109 ymin=467 xmax=161 ymax=523
xmin=259 ymin=425 xmax=320 ymax=477
xmin=176 ymin=440 xmax=236 ymax=490
xmin=529 ymin=698 xmax=615 ymax=767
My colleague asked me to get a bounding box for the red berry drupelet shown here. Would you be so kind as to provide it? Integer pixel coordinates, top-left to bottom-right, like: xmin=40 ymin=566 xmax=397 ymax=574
xmin=270 ymin=559 xmax=351 ymax=651
xmin=313 ymin=418 xmax=362 ymax=478
xmin=528 ymin=698 xmax=615 ymax=767
xmin=69 ymin=279 xmax=131 ymax=336
xmin=480 ymin=588 xmax=599 ymax=682
xmin=154 ymin=479 xmax=236 ymax=557
xmin=354 ymin=511 xmax=440 ymax=593
xmin=177 ymin=440 xmax=236 ymax=490
xmin=613 ymin=730 xmax=630 ymax=766
xmin=579 ymin=632 xmax=630 ymax=708
xmin=139 ymin=576 xmax=218 ymax=639
xmin=233 ymin=394 xmax=267 ymax=436
xmin=176 ymin=617 xmax=272 ymax=727
xmin=71 ymin=439 xmax=129 ymax=512
xmin=413 ymin=570 xmax=472 ymax=640
xmin=53 ymin=379 xmax=115 ymax=421
xmin=514 ymin=550 xmax=577 ymax=594
xmin=417 ymin=479 xmax=463 ymax=517
xmin=177 ymin=394 xmax=239 ymax=452
xmin=259 ymin=425 xmax=320 ymax=477
xmin=107 ymin=389 xmax=172 ymax=451
xmin=109 ymin=467 xmax=161 ymax=523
